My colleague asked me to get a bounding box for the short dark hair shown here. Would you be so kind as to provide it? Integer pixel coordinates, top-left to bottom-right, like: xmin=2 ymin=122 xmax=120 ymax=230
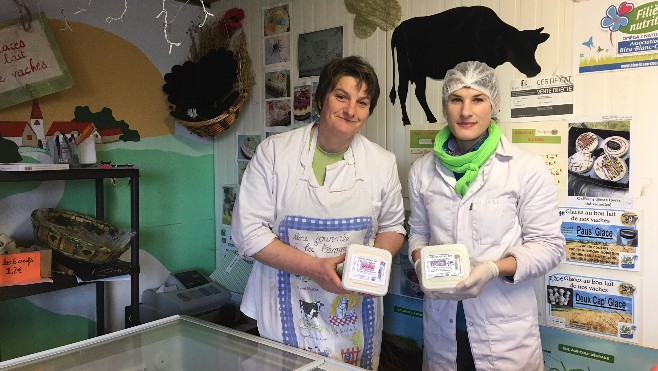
xmin=315 ymin=56 xmax=380 ymax=115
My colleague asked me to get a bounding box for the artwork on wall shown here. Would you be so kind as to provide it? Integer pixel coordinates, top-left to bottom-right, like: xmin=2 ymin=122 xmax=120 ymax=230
xmin=265 ymin=99 xmax=292 ymax=128
xmin=298 ymin=26 xmax=343 ymax=77
xmin=264 ymin=34 xmax=291 ymax=65
xmin=344 ymin=0 xmax=402 ymax=39
xmin=262 ymin=4 xmax=293 ymax=137
xmin=236 ymin=133 xmax=261 ymax=185
xmin=389 ymin=6 xmax=549 ymax=125
xmin=0 ymin=13 xmax=74 ymax=110
xmin=263 ymin=4 xmax=290 ymax=36
xmin=221 ymin=185 xmax=238 ymax=226
xmin=264 ymin=69 xmax=290 ymax=99
xmin=293 ymin=84 xmax=312 ymax=125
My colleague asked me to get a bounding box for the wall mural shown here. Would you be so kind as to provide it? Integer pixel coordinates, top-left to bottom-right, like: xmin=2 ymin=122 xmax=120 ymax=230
xmin=389 ymin=6 xmax=550 ymax=125
xmin=0 ymin=100 xmax=139 ymax=163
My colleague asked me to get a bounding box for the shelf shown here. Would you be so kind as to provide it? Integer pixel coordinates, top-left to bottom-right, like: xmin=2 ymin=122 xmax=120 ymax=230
xmin=0 ymin=273 xmax=94 ymax=300
xmin=0 ymin=166 xmax=138 ymax=182
xmin=0 ymin=167 xmax=141 ymax=335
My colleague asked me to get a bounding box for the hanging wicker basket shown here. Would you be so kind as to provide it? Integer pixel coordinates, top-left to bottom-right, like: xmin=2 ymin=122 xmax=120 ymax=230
xmin=166 ymin=17 xmax=254 ymax=138
xmin=175 ymin=91 xmax=248 ymax=137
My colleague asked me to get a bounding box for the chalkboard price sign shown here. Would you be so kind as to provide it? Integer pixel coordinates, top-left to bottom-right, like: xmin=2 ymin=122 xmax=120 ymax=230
xmin=0 ymin=12 xmax=74 ymax=110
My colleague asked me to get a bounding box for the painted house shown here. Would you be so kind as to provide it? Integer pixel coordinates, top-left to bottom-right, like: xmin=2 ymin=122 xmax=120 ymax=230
xmin=0 ymin=121 xmax=39 ymax=147
xmin=46 ymin=121 xmax=97 ymax=143
xmin=0 ymin=100 xmax=47 ymax=148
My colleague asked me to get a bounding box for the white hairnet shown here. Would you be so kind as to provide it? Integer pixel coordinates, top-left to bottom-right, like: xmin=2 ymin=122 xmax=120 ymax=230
xmin=441 ymin=61 xmax=500 ymax=118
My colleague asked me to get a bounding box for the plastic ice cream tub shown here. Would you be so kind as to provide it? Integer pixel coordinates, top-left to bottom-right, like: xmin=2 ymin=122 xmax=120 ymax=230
xmin=341 ymin=244 xmax=392 ymax=296
xmin=420 ymin=244 xmax=470 ymax=291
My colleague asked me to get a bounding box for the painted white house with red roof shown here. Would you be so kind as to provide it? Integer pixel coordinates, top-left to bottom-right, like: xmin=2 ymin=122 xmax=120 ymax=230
xmin=0 ymin=100 xmax=100 ymax=147
xmin=46 ymin=121 xmax=97 ymax=142
xmin=0 ymin=100 xmax=47 ymax=148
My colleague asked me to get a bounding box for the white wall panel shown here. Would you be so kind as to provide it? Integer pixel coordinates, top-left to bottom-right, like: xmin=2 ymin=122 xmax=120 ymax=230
xmin=215 ymin=0 xmax=658 ymax=349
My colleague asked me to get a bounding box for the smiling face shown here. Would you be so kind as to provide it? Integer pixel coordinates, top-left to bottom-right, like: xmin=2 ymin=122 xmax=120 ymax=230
xmin=445 ymin=87 xmax=493 ymax=152
xmin=317 ymin=75 xmax=371 ymax=152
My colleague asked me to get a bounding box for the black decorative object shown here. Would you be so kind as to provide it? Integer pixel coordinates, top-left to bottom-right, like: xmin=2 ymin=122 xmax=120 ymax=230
xmin=390 ymin=6 xmax=550 ymax=125
xmin=163 ymin=48 xmax=238 ymax=123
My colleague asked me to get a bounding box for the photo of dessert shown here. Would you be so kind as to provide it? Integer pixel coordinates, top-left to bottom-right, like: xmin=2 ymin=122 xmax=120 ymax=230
xmin=266 ymin=99 xmax=291 ymax=127
xmin=293 ymin=85 xmax=312 ymax=122
xmin=265 ymin=70 xmax=290 ymax=99
xmin=238 ymin=134 xmax=261 ymax=160
xmin=567 ymin=121 xmax=632 ymax=200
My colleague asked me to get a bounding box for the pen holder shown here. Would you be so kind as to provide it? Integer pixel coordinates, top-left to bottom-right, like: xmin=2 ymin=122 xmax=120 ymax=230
xmin=77 ymin=137 xmax=97 ymax=167
xmin=49 ymin=135 xmax=80 ymax=167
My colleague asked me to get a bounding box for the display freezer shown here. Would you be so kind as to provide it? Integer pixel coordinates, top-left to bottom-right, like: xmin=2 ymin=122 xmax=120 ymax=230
xmin=0 ymin=315 xmax=362 ymax=370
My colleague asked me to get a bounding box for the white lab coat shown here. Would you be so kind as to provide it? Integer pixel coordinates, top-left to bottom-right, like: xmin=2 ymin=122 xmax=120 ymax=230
xmin=407 ymin=135 xmax=565 ymax=371
xmin=233 ymin=123 xmax=406 ymax=369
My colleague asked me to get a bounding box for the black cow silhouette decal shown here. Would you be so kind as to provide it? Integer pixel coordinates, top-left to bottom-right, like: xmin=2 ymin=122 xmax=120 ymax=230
xmin=390 ymin=6 xmax=550 ymax=125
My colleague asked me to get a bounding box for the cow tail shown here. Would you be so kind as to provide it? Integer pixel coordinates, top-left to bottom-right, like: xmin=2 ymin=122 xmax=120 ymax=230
xmin=389 ymin=31 xmax=397 ymax=104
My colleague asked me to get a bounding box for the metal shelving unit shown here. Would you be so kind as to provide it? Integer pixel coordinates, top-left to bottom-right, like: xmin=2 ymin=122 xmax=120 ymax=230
xmin=0 ymin=167 xmax=141 ymax=334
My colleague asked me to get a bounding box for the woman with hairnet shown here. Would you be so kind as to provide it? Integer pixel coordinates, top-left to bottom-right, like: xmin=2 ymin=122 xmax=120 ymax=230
xmin=407 ymin=61 xmax=565 ymax=370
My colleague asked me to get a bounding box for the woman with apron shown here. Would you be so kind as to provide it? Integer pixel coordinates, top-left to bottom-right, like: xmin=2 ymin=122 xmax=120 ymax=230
xmin=232 ymin=56 xmax=406 ymax=370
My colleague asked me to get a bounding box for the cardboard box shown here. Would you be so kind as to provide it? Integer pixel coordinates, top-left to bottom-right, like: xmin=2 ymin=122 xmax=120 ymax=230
xmin=0 ymin=248 xmax=52 ymax=286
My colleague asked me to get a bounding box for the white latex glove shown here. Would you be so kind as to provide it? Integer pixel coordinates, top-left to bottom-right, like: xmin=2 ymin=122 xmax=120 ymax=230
xmin=414 ymin=259 xmax=443 ymax=300
xmin=434 ymin=261 xmax=499 ymax=301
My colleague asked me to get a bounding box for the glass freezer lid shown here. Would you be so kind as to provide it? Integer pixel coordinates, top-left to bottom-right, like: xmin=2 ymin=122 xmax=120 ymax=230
xmin=0 ymin=315 xmax=338 ymax=370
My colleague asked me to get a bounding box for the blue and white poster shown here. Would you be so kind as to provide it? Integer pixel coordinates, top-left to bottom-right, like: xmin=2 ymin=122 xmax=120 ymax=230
xmin=560 ymin=207 xmax=640 ymax=270
xmin=546 ymin=272 xmax=639 ymax=342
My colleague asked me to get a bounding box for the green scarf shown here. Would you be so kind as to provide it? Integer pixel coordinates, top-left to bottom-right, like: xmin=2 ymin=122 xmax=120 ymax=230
xmin=433 ymin=121 xmax=501 ymax=196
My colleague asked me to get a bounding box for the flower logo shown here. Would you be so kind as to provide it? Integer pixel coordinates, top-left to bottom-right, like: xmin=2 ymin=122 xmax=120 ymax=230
xmin=600 ymin=2 xmax=635 ymax=46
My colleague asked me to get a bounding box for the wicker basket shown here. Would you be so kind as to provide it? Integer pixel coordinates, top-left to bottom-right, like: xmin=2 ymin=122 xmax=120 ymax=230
xmin=31 ymin=208 xmax=132 ymax=264
xmin=177 ymin=92 xmax=247 ymax=137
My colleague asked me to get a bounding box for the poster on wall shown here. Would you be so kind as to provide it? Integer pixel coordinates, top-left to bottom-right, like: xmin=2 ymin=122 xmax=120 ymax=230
xmin=560 ymin=207 xmax=640 ymax=270
xmin=263 ymin=4 xmax=290 ymax=37
xmin=264 ymin=34 xmax=291 ymax=65
xmin=221 ymin=185 xmax=238 ymax=226
xmin=400 ymin=130 xmax=439 ymax=187
xmin=236 ymin=134 xmax=261 ymax=185
xmin=574 ymin=1 xmax=658 ymax=73
xmin=510 ymin=75 xmax=573 ymax=121
xmin=0 ymin=13 xmax=74 ymax=110
xmin=293 ymin=84 xmax=312 ymax=126
xmin=541 ymin=326 xmax=658 ymax=371
xmin=507 ymin=122 xmax=567 ymax=202
xmin=546 ymin=272 xmax=639 ymax=342
xmin=298 ymin=26 xmax=343 ymax=77
xmin=265 ymin=69 xmax=291 ymax=99
xmin=209 ymin=226 xmax=254 ymax=295
xmin=566 ymin=117 xmax=633 ymax=209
